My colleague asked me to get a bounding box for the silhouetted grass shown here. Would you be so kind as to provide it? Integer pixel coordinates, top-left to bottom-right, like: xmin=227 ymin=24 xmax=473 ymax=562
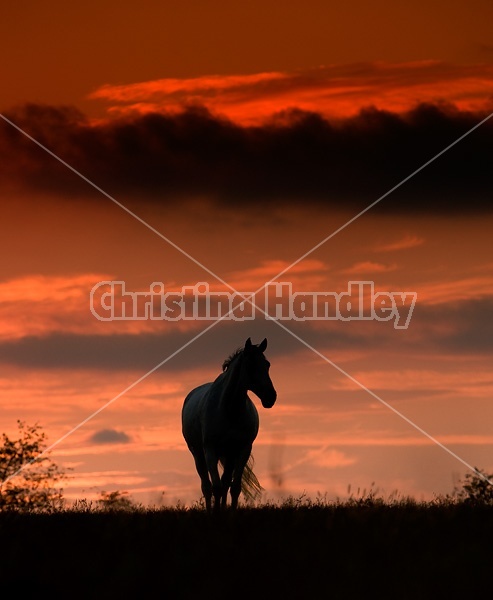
xmin=1 ymin=495 xmax=492 ymax=599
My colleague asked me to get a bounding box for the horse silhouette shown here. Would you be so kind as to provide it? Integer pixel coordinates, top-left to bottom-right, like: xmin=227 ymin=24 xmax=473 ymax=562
xmin=182 ymin=337 xmax=277 ymax=512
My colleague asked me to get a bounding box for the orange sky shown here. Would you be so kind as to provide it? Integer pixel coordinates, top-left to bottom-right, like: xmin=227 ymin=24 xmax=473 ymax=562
xmin=2 ymin=1 xmax=493 ymax=112
xmin=1 ymin=1 xmax=492 ymax=505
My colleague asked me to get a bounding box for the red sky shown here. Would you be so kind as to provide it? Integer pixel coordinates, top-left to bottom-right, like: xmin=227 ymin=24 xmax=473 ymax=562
xmin=1 ymin=1 xmax=493 ymax=505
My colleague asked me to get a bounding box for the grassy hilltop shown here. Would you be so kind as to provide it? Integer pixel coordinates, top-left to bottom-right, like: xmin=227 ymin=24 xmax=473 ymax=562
xmin=1 ymin=496 xmax=492 ymax=599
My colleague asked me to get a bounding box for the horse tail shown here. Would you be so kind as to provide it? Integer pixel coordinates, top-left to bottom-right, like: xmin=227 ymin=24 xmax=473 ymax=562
xmin=241 ymin=454 xmax=263 ymax=502
xmin=219 ymin=455 xmax=263 ymax=502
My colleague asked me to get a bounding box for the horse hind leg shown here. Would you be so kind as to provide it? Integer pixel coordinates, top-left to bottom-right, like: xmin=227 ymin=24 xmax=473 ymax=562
xmin=204 ymin=448 xmax=222 ymax=513
xmin=192 ymin=450 xmax=212 ymax=512
xmin=220 ymin=457 xmax=234 ymax=510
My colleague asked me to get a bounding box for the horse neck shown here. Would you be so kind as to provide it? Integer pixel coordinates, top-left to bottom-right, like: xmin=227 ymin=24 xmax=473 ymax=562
xmin=220 ymin=356 xmax=248 ymax=412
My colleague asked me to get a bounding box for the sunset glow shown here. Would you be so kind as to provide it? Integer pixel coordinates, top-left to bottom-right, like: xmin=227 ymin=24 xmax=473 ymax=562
xmin=1 ymin=1 xmax=493 ymax=507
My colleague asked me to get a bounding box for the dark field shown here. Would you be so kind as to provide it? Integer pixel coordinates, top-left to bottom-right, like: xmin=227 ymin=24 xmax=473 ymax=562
xmin=1 ymin=500 xmax=492 ymax=599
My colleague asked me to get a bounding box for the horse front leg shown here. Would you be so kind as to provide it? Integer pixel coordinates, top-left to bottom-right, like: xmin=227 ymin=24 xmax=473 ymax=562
xmin=204 ymin=448 xmax=222 ymax=513
xmin=230 ymin=447 xmax=252 ymax=510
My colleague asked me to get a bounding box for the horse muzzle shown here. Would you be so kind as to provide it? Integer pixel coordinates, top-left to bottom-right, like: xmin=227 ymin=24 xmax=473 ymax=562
xmin=261 ymin=389 xmax=277 ymax=409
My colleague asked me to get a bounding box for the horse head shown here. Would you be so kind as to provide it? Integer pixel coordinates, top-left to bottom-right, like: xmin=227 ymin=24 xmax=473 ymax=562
xmin=243 ymin=337 xmax=277 ymax=408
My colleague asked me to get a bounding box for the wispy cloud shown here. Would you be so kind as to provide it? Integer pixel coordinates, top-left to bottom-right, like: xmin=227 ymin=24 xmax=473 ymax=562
xmin=342 ymin=261 xmax=398 ymax=275
xmin=374 ymin=234 xmax=425 ymax=252
xmin=0 ymin=274 xmax=205 ymax=341
xmin=226 ymin=259 xmax=329 ymax=290
xmin=305 ymin=447 xmax=357 ymax=468
xmin=89 ymin=61 xmax=493 ymax=124
xmin=0 ymin=274 xmax=109 ymax=341
xmin=331 ymin=368 xmax=493 ymax=400
xmin=417 ymin=276 xmax=493 ymax=305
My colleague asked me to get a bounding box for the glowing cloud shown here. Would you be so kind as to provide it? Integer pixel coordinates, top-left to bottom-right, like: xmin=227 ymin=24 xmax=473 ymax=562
xmin=89 ymin=61 xmax=493 ymax=124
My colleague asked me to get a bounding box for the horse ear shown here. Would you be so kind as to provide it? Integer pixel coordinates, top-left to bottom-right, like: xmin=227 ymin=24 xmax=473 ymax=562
xmin=259 ymin=338 xmax=267 ymax=352
xmin=245 ymin=337 xmax=252 ymax=350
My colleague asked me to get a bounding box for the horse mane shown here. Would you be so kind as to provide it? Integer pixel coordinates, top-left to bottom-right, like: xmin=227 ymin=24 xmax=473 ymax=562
xmin=222 ymin=347 xmax=243 ymax=371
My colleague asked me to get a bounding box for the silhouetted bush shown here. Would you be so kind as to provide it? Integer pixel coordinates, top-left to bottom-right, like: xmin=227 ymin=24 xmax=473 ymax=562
xmin=455 ymin=467 xmax=493 ymax=505
xmin=0 ymin=421 xmax=66 ymax=512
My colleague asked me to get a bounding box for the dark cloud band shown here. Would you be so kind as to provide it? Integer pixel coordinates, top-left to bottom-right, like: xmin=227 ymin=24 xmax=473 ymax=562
xmin=1 ymin=102 xmax=492 ymax=213
xmin=0 ymin=298 xmax=491 ymax=371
